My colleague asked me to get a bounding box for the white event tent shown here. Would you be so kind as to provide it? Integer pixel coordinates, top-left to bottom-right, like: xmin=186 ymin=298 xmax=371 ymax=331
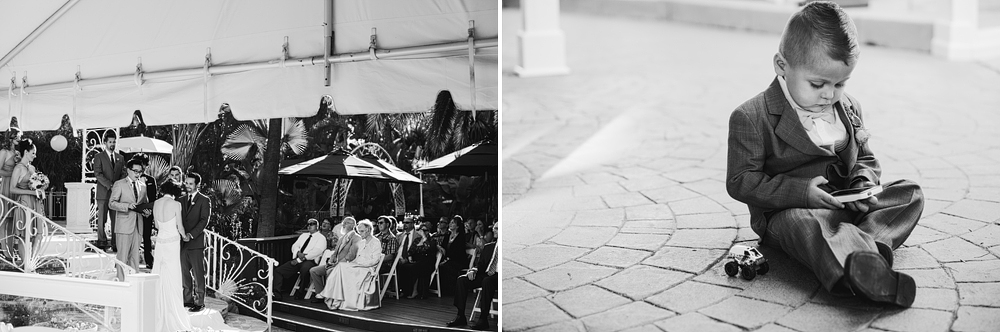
xmin=0 ymin=0 xmax=498 ymax=131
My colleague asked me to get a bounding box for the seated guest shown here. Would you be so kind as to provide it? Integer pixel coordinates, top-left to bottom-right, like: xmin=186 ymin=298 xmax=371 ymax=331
xmin=431 ymin=220 xmax=449 ymax=244
xmin=320 ymin=219 xmax=383 ymax=311
xmin=307 ymin=235 xmax=339 ymax=303
xmin=319 ymin=217 xmax=336 ymax=249
xmin=271 ymin=219 xmax=326 ymax=300
xmin=447 ymin=222 xmax=499 ymax=330
xmin=397 ymin=224 xmax=437 ymax=299
xmin=309 ymin=217 xmax=360 ymax=302
xmin=436 ymin=217 xmax=470 ymax=296
xmin=375 ymin=216 xmax=399 ymax=272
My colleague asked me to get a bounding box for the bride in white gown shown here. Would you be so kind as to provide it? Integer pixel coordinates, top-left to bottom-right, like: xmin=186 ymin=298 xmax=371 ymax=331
xmin=152 ymin=181 xmax=242 ymax=332
xmin=152 ymin=181 xmax=193 ymax=332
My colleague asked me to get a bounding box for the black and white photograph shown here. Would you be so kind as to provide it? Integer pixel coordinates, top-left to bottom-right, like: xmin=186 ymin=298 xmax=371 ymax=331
xmin=501 ymin=0 xmax=1000 ymax=331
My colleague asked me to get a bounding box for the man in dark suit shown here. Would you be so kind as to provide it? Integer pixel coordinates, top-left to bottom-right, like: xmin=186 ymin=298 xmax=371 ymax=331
xmin=93 ymin=135 xmax=124 ymax=251
xmin=180 ymin=172 xmax=211 ymax=312
xmin=132 ymin=153 xmax=158 ymax=269
xmin=447 ymin=222 xmax=498 ymax=330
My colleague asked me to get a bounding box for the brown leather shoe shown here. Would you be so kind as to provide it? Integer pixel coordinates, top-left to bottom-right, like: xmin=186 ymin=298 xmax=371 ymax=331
xmin=845 ymin=252 xmax=915 ymax=307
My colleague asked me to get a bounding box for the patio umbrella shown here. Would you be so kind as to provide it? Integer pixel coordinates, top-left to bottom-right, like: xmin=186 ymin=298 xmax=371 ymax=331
xmin=278 ymin=150 xmax=400 ymax=182
xmin=359 ymin=156 xmax=423 ymax=184
xmin=415 ymin=140 xmax=497 ymax=176
xmin=116 ymin=136 xmax=173 ymax=154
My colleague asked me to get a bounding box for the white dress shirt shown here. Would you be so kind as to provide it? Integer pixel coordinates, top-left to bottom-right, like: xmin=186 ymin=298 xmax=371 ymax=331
xmin=291 ymin=232 xmax=327 ymax=262
xmin=778 ymin=75 xmax=847 ymax=152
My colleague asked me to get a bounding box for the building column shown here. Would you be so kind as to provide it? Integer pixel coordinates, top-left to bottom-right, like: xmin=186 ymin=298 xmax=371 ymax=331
xmin=515 ymin=0 xmax=571 ymax=77
xmin=932 ymin=0 xmax=980 ymax=60
xmin=64 ymin=182 xmax=95 ymax=234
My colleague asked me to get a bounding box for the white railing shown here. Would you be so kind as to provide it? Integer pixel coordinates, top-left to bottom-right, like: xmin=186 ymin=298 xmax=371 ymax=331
xmin=0 ymin=271 xmax=157 ymax=331
xmin=204 ymin=229 xmax=278 ymax=331
xmin=0 ymin=193 xmax=138 ymax=331
xmin=0 ymin=194 xmax=135 ymax=278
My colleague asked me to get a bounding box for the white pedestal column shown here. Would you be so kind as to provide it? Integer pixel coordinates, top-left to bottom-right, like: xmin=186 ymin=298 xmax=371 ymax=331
xmin=515 ymin=0 xmax=571 ymax=77
xmin=64 ymin=182 xmax=95 ymax=234
xmin=932 ymin=0 xmax=980 ymax=60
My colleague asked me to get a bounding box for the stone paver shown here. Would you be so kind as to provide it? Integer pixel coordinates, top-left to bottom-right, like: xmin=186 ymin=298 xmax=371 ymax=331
xmin=501 ymin=6 xmax=1000 ymax=332
xmin=643 ymin=246 xmax=726 ymax=274
xmin=700 ymin=296 xmax=794 ymax=329
xmin=594 ymin=265 xmax=693 ymax=300
xmin=548 ymin=285 xmax=633 ymax=318
xmin=654 ymin=312 xmax=742 ymax=332
xmin=956 ymin=282 xmax=1000 ymax=307
xmin=870 ymin=308 xmax=953 ymax=332
xmin=522 ymin=261 xmax=618 ymax=292
xmin=646 ymin=281 xmax=741 ymax=313
xmin=776 ymin=303 xmax=880 ymax=332
xmin=580 ymin=301 xmax=674 ymax=332
xmin=952 ymin=307 xmax=1000 ymax=332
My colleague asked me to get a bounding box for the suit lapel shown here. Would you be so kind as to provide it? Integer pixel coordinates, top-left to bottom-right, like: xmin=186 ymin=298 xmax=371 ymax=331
xmin=766 ymin=78 xmax=833 ymax=157
xmin=835 ymin=100 xmax=858 ymax=167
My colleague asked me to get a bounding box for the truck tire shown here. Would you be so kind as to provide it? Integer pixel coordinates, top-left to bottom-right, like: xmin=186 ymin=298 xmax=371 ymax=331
xmin=740 ymin=265 xmax=756 ymax=280
xmin=725 ymin=261 xmax=739 ymax=277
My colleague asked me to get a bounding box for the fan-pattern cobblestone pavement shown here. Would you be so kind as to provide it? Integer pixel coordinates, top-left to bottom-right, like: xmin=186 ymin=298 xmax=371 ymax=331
xmin=501 ymin=9 xmax=1000 ymax=332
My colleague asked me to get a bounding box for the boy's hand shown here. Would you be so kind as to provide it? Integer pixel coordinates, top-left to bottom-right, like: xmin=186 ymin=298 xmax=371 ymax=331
xmin=806 ymin=176 xmax=844 ymax=210
xmin=844 ymin=181 xmax=879 ymax=213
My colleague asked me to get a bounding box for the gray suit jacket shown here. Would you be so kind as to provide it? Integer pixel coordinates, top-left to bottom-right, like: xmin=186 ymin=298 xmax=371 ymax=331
xmin=109 ymin=178 xmax=147 ymax=235
xmin=726 ymin=78 xmax=881 ymax=240
xmin=93 ymin=150 xmax=124 ymax=199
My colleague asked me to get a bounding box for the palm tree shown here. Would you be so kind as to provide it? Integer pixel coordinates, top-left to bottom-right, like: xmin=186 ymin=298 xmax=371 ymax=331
xmin=220 ymin=118 xmax=308 ymax=237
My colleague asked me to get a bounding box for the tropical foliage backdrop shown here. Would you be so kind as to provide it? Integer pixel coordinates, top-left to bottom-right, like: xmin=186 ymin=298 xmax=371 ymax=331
xmin=9 ymin=91 xmax=497 ymax=240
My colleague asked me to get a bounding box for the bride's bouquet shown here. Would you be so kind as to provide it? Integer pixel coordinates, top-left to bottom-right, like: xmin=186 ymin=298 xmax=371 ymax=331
xmin=29 ymin=172 xmax=50 ymax=199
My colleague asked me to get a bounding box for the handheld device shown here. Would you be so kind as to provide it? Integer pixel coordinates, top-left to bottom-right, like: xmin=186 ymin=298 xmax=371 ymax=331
xmin=830 ymin=185 xmax=883 ymax=203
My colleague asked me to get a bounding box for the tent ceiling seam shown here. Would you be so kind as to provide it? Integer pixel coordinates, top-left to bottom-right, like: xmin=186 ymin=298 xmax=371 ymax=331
xmin=0 ymin=38 xmax=497 ymax=95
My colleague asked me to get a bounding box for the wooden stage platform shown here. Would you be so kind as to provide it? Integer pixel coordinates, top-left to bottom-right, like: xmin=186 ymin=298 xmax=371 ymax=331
xmin=272 ymin=294 xmax=498 ymax=332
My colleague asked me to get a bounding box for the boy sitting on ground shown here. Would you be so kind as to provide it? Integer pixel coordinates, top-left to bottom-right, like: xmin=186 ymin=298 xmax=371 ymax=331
xmin=726 ymin=1 xmax=924 ymax=307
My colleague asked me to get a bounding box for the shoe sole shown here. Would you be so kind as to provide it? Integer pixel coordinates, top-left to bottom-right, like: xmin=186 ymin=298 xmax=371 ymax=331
xmin=847 ymin=252 xmax=915 ymax=307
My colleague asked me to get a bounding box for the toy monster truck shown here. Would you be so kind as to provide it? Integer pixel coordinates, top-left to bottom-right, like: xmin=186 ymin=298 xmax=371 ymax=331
xmin=724 ymin=244 xmax=769 ymax=280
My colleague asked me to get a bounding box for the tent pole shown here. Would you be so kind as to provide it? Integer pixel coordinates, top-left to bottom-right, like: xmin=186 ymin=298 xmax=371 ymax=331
xmin=0 ymin=0 xmax=81 ymax=70
xmin=4 ymin=38 xmax=498 ymax=95
xmin=418 ymin=172 xmax=425 ymax=217
xmin=324 ymin=0 xmax=334 ymax=87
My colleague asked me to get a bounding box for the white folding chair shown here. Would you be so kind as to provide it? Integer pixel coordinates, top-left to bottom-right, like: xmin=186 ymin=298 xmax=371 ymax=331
xmin=470 ymin=289 xmax=499 ymax=322
xmin=380 ymin=247 xmax=404 ymax=300
xmin=372 ymin=253 xmax=386 ymax=300
xmin=427 ymin=251 xmax=444 ymax=297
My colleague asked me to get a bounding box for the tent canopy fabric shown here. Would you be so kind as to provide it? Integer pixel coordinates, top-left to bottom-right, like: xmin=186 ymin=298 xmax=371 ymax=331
xmin=0 ymin=0 xmax=498 ymax=131
xmin=117 ymin=136 xmax=173 ymax=154
xmin=278 ymin=150 xmax=400 ymax=183
xmin=415 ymin=140 xmax=496 ymax=176
xmin=359 ymin=156 xmax=424 ymax=184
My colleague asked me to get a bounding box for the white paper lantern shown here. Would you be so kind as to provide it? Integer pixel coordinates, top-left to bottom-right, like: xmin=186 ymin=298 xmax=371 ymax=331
xmin=50 ymin=135 xmax=68 ymax=152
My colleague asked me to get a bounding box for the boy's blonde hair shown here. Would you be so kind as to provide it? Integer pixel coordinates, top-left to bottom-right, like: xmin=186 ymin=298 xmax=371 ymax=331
xmin=779 ymin=1 xmax=859 ymax=67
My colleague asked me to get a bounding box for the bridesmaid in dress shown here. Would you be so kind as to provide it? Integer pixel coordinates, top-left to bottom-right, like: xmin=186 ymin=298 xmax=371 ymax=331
xmin=9 ymin=139 xmax=46 ymax=264
xmin=0 ymin=129 xmax=21 ymax=259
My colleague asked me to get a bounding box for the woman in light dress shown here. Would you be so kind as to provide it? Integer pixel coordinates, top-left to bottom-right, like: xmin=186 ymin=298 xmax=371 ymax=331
xmin=9 ymin=139 xmax=46 ymax=263
xmin=0 ymin=129 xmax=21 ymax=258
xmin=320 ymin=219 xmax=383 ymax=311
xmin=154 ymin=180 xmax=240 ymax=332
xmin=151 ymin=180 xmax=193 ymax=332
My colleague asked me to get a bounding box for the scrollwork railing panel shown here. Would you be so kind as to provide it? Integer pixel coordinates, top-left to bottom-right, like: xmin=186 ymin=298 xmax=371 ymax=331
xmin=0 ymin=193 xmax=136 ymax=331
xmin=204 ymin=229 xmax=277 ymax=331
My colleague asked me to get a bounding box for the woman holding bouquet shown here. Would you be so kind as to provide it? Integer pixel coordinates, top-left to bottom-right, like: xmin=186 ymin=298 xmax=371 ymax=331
xmin=0 ymin=129 xmax=21 ymax=259
xmin=10 ymin=139 xmax=46 ymax=262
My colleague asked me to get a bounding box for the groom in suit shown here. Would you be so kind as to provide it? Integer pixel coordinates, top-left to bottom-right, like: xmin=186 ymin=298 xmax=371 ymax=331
xmin=109 ymin=159 xmax=148 ymax=281
xmin=93 ymin=135 xmax=124 ymax=251
xmin=180 ymin=172 xmax=211 ymax=312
